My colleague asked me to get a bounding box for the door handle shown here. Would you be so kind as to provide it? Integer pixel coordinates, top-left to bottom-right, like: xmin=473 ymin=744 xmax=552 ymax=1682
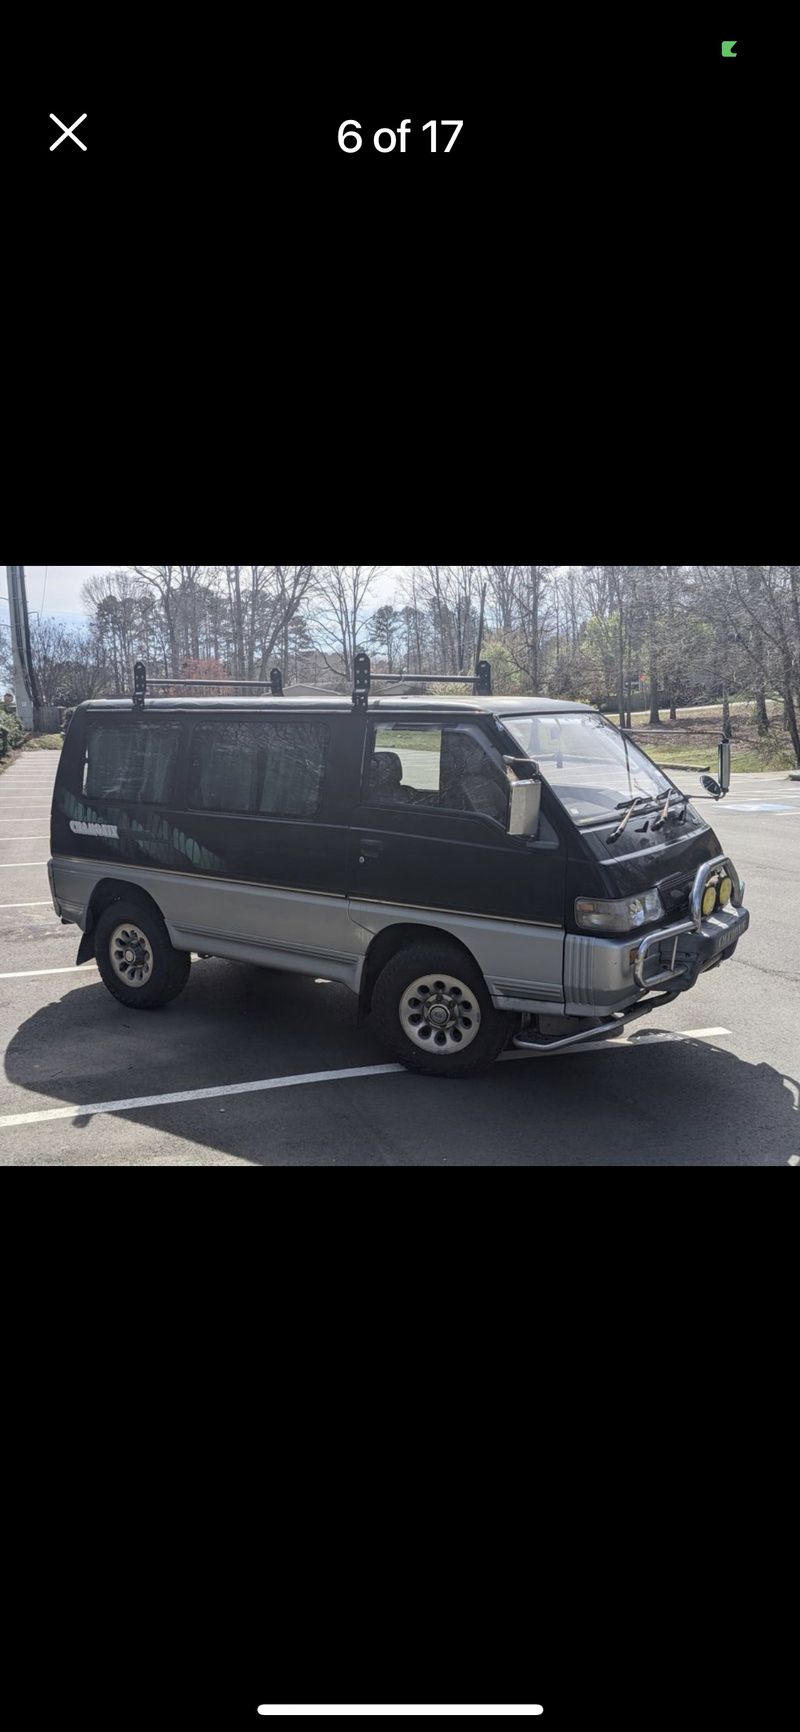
xmin=358 ymin=839 xmax=383 ymax=862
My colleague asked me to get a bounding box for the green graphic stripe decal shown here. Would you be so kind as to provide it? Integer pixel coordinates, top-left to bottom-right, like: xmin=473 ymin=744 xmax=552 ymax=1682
xmin=58 ymin=792 xmax=225 ymax=874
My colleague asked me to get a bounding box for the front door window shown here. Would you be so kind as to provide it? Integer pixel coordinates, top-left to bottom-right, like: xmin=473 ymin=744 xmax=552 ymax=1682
xmin=366 ymin=723 xmax=508 ymax=826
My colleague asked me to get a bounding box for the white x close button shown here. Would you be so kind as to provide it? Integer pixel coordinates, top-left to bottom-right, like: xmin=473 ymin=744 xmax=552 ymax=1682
xmin=50 ymin=113 xmax=87 ymax=152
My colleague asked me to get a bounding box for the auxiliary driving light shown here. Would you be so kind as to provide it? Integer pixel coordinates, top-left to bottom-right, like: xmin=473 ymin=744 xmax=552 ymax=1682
xmin=702 ymin=884 xmax=718 ymax=918
xmin=718 ymin=876 xmax=733 ymax=907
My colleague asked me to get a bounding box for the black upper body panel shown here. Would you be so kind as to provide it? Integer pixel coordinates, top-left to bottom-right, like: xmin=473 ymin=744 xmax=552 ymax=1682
xmin=52 ymin=700 xmax=722 ymax=931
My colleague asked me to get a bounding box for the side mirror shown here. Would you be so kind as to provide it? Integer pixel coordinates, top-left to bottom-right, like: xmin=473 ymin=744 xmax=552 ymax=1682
xmin=701 ymin=774 xmax=723 ymax=800
xmin=505 ymin=758 xmax=541 ymax=837
xmin=718 ymin=739 xmax=731 ymax=795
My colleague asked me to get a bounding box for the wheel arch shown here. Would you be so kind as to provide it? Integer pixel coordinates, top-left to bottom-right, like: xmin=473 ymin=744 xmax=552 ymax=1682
xmin=76 ymin=877 xmax=167 ymax=964
xmin=358 ymin=920 xmax=484 ymax=1019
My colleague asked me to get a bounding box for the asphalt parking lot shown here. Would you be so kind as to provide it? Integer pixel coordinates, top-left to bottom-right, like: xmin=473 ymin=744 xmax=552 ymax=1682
xmin=0 ymin=751 xmax=798 ymax=1165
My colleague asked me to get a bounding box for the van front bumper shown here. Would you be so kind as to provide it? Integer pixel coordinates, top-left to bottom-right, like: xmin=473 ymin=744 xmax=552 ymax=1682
xmin=633 ymin=851 xmax=748 ymax=991
xmin=564 ymin=854 xmax=748 ymax=1014
xmin=634 ymin=903 xmax=749 ymax=991
xmin=564 ymin=905 xmax=749 ymax=1015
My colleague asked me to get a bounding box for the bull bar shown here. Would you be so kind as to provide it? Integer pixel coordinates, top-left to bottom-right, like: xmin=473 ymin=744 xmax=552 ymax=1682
xmin=633 ymin=854 xmax=744 ymax=990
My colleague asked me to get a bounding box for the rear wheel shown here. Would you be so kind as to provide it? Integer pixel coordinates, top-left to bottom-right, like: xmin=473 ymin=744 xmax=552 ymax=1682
xmin=94 ymin=899 xmax=191 ymax=1009
xmin=371 ymin=942 xmax=512 ymax=1076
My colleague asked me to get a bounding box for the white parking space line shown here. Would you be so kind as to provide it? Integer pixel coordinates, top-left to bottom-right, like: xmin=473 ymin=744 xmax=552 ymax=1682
xmin=0 ymin=1063 xmax=405 ymax=1129
xmin=0 ymin=964 xmax=96 ymax=979
xmin=638 ymin=1025 xmax=730 ymax=1039
xmin=0 ymin=861 xmax=48 ymax=868
xmin=0 ymin=1029 xmax=738 ymax=1130
xmin=0 ymin=955 xmax=225 ymax=979
xmin=0 ymin=835 xmax=50 ymax=841
xmin=0 ymin=901 xmax=52 ymax=909
xmin=257 ymin=1713 xmax=544 ymax=1720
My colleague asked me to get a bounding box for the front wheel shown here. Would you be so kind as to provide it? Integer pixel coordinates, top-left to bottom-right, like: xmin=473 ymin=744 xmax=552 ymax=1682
xmin=371 ymin=942 xmax=512 ymax=1076
xmin=94 ymin=899 xmax=191 ymax=1009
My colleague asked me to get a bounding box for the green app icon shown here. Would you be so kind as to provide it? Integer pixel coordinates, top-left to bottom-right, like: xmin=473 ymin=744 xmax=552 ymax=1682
xmin=722 ymin=40 xmax=737 ymax=56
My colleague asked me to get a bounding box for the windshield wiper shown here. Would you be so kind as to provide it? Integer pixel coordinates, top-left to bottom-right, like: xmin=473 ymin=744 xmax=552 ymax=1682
xmin=608 ymin=797 xmax=657 ymax=843
xmin=652 ymin=791 xmax=690 ymax=831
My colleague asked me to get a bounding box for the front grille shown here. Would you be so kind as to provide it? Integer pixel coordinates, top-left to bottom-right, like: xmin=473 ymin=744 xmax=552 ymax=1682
xmin=662 ymin=872 xmax=695 ymax=919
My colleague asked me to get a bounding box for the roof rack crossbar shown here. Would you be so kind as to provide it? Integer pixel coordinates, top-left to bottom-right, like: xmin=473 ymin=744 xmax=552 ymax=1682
xmin=132 ymin=663 xmax=283 ymax=708
xmin=351 ymin=653 xmax=491 ymax=707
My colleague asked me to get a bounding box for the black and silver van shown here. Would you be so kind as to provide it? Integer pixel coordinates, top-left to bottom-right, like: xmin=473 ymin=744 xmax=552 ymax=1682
xmin=47 ymin=657 xmax=750 ymax=1076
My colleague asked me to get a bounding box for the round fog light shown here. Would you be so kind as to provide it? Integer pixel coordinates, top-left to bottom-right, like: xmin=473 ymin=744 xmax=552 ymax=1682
xmin=702 ymin=885 xmax=718 ymax=917
xmin=718 ymin=876 xmax=733 ymax=907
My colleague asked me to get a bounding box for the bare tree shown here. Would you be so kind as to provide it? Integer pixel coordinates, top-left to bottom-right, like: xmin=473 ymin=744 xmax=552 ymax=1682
xmin=30 ymin=619 xmax=108 ymax=705
xmin=712 ymin=565 xmax=800 ymax=763
xmin=224 ymin=565 xmax=246 ymax=677
xmin=485 ymin=564 xmax=522 ymax=632
xmin=82 ymin=569 xmax=148 ymax=690
xmin=315 ymin=565 xmax=383 ymax=682
xmin=369 ymin=604 xmax=402 ymax=672
xmin=0 ymin=623 xmax=13 ymax=690
xmin=134 ymin=565 xmax=181 ymax=674
xmin=506 ymin=565 xmax=552 ymax=692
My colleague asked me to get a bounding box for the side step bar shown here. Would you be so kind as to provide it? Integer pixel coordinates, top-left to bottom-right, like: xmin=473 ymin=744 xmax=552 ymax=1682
xmin=511 ymin=992 xmax=680 ymax=1055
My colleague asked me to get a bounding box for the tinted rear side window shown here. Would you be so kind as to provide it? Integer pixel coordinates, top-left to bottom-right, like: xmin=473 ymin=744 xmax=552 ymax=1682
xmin=84 ymin=724 xmax=180 ymax=804
xmin=188 ymin=720 xmax=328 ymax=817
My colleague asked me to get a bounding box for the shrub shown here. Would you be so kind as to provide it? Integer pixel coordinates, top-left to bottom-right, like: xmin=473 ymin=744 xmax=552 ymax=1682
xmin=0 ymin=707 xmax=26 ymax=756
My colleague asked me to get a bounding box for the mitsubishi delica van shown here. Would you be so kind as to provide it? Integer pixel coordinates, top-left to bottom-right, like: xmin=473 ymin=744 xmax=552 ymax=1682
xmin=48 ymin=656 xmax=751 ymax=1077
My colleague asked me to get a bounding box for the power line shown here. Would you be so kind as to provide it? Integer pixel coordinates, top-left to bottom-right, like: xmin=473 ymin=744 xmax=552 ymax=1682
xmin=40 ymin=566 xmax=49 ymax=613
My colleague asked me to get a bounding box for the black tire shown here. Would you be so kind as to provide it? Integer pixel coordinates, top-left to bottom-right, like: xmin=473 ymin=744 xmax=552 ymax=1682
xmin=371 ymin=941 xmax=512 ymax=1077
xmin=94 ymin=898 xmax=191 ymax=1009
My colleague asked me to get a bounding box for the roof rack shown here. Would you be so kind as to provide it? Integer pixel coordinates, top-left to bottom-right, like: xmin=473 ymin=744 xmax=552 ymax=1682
xmin=352 ymin=652 xmax=491 ymax=710
xmin=132 ymin=662 xmax=283 ymax=709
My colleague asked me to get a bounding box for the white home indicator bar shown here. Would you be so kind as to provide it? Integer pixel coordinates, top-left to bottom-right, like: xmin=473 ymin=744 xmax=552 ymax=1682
xmin=257 ymin=1711 xmax=543 ymax=1719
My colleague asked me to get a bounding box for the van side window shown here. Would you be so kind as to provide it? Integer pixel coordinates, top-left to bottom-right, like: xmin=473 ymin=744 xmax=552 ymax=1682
xmin=365 ymin=724 xmax=508 ymax=825
xmin=84 ymin=724 xmax=180 ymax=805
xmin=188 ymin=720 xmax=328 ymax=817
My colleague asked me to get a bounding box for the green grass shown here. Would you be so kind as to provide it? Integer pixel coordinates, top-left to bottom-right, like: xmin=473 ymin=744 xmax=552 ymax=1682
xmin=617 ymin=699 xmax=783 ymax=727
xmin=648 ymin=743 xmax=796 ymax=774
xmin=375 ymin=722 xmax=797 ymax=774
xmin=375 ymin=727 xmax=440 ymax=751
xmin=23 ymin=734 xmax=63 ymax=750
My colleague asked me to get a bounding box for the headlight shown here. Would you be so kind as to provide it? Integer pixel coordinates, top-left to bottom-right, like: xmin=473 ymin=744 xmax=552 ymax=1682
xmin=575 ymin=889 xmax=665 ymax=933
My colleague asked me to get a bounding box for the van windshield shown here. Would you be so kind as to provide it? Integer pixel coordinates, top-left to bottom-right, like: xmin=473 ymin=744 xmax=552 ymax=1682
xmin=504 ymin=712 xmax=674 ymax=827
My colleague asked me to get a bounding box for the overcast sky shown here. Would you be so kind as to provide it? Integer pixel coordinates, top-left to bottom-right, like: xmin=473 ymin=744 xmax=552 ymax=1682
xmin=3 ymin=564 xmax=407 ymax=622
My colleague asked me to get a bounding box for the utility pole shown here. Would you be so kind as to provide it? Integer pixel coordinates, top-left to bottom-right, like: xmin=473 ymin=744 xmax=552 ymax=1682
xmin=474 ymin=579 xmax=487 ymax=674
xmin=6 ymin=565 xmax=41 ymax=729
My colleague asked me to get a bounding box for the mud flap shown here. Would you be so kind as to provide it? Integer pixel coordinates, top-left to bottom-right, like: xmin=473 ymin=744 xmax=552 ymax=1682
xmin=76 ymin=927 xmax=95 ymax=966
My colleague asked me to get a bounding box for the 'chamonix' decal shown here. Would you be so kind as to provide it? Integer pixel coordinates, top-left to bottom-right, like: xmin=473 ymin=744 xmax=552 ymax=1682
xmin=70 ymin=819 xmax=120 ymax=838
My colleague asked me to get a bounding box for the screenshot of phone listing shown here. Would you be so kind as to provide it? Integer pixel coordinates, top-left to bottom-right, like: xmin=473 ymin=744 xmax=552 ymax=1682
xmin=257 ymin=1711 xmax=544 ymax=1719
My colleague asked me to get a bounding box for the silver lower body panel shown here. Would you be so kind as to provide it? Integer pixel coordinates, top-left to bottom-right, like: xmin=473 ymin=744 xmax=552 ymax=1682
xmin=563 ymin=932 xmax=641 ymax=1016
